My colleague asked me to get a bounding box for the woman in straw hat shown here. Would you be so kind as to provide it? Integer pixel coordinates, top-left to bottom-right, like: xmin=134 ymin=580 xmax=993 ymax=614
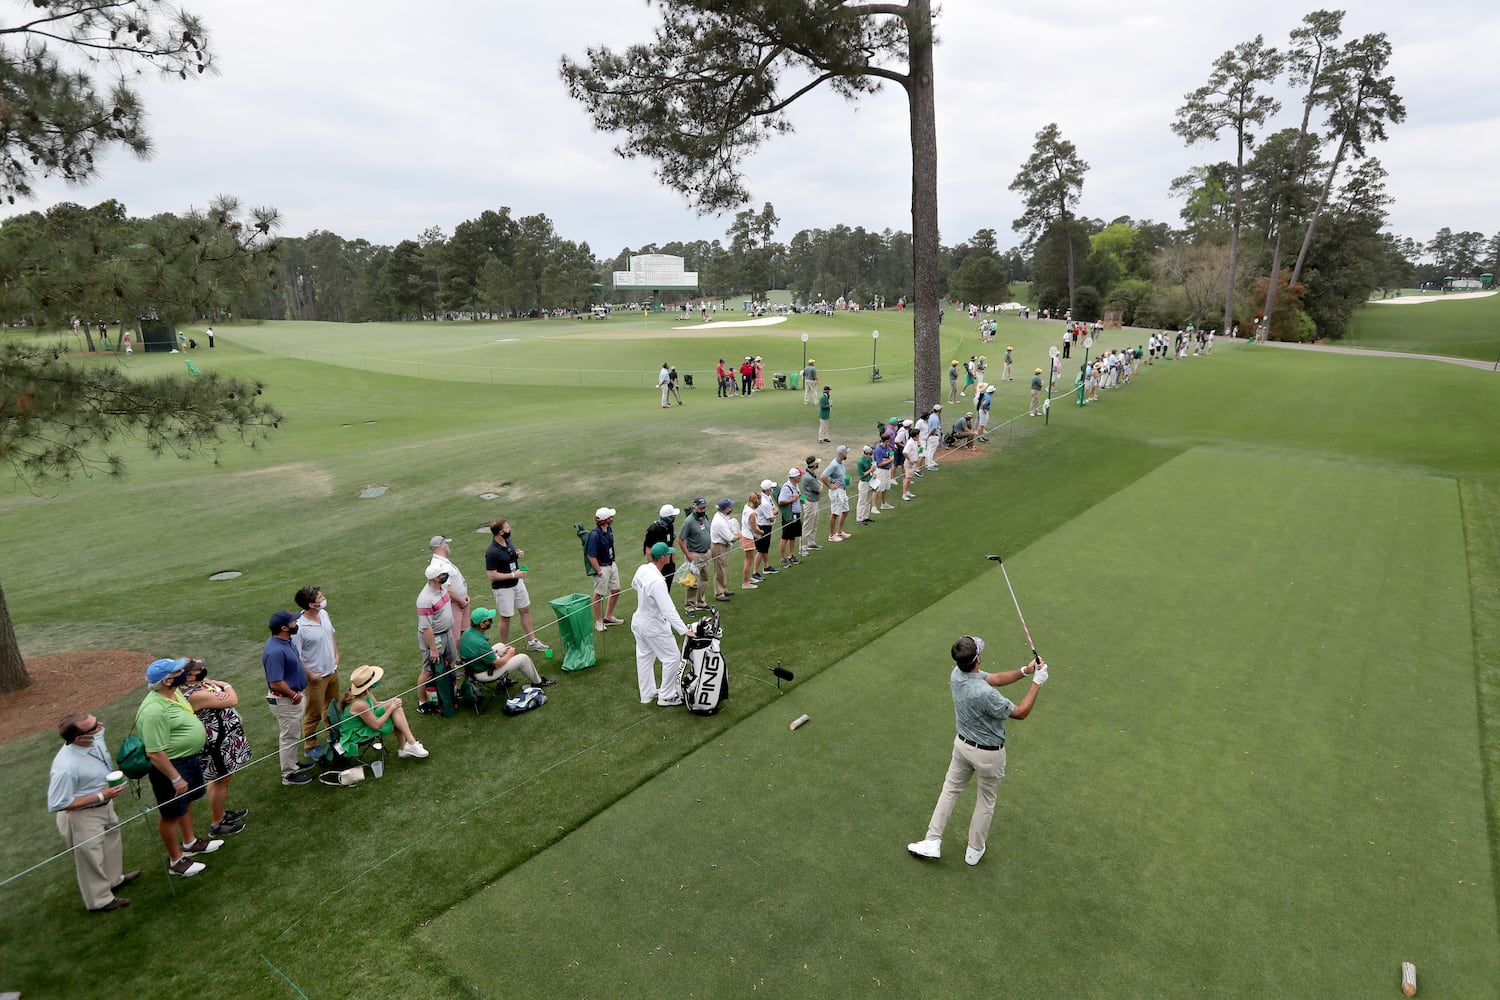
xmin=337 ymin=666 xmax=429 ymax=760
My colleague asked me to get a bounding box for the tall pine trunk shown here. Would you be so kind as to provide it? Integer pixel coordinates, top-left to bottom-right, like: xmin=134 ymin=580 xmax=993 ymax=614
xmin=1225 ymin=136 xmax=1245 ymax=334
xmin=906 ymin=0 xmax=941 ymax=415
xmin=0 ymin=581 xmax=32 ymax=695
xmin=1291 ymin=130 xmax=1350 ymax=287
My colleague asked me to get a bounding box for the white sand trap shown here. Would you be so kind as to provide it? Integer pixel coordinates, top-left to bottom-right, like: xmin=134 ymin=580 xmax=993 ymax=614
xmin=677 ymin=316 xmax=789 ymax=329
xmin=554 ymin=315 xmax=796 ymax=341
xmin=1372 ymin=291 xmax=1496 ymax=305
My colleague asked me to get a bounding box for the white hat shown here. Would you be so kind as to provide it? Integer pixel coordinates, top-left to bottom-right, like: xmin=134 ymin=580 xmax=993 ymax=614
xmin=933 ymin=404 xmax=942 ymax=411
xmin=425 ymin=559 xmax=447 ymax=579
xmin=788 ymin=467 xmax=802 ymax=478
xmin=658 ymin=503 xmax=680 ymax=518
xmin=760 ymin=479 xmax=777 ymax=492
xmin=902 ymin=419 xmax=913 ymax=427
xmin=595 ymin=507 xmax=616 ymax=520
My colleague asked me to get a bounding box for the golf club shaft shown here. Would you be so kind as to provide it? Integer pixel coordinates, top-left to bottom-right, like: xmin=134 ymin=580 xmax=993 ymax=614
xmin=996 ymin=560 xmax=1039 ymax=661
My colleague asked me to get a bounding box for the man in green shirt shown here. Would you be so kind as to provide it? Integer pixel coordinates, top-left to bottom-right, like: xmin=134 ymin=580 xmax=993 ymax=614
xmin=136 ymin=658 xmax=219 ymax=877
xmin=461 ymin=609 xmax=555 ymax=691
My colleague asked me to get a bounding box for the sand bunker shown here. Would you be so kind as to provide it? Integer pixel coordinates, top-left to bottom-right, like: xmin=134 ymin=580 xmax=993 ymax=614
xmin=1371 ymin=291 xmax=1496 ymax=305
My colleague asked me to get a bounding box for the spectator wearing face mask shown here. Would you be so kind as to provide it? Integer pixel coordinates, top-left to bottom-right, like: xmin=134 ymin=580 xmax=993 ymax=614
xmin=264 ymin=612 xmax=313 ymax=785
xmin=138 ymin=657 xmax=222 ymax=873
xmin=178 ymin=659 xmax=251 ymax=837
xmin=48 ymin=712 xmax=140 ymax=910
xmin=292 ymin=585 xmax=339 ymax=761
xmin=643 ymin=503 xmax=680 ymax=588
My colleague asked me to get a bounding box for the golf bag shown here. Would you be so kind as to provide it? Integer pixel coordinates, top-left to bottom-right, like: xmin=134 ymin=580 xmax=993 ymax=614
xmin=679 ymin=606 xmax=729 ymax=715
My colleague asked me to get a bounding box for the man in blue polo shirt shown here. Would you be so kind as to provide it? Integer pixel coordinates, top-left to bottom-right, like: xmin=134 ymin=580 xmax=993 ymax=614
xmin=587 ymin=506 xmax=624 ymax=633
xmin=263 ymin=610 xmax=313 ymax=786
xmin=908 ymin=635 xmax=1048 ymax=866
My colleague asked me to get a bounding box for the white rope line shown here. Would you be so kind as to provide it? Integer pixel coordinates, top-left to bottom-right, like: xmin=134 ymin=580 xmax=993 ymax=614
xmin=1 ymin=344 xmax=1188 ymax=890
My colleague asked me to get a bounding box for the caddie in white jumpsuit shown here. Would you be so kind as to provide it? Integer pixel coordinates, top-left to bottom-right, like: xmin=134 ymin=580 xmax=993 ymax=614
xmin=631 ymin=542 xmax=696 ymax=706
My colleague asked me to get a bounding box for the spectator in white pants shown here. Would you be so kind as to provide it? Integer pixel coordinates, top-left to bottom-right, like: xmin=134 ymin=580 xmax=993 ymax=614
xmin=631 ymin=543 xmax=696 ymax=706
xmin=924 ymin=406 xmax=942 ymax=469
xmin=856 ymin=445 xmax=875 ymax=524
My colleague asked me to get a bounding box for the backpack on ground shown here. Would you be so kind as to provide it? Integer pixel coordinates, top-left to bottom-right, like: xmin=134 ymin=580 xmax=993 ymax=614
xmin=679 ymin=607 xmax=729 ymax=715
xmin=503 ymin=686 xmax=548 ymax=715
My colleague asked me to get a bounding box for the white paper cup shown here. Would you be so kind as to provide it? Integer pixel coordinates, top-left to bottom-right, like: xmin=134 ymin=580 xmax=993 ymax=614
xmin=106 ymin=770 xmax=125 ymax=788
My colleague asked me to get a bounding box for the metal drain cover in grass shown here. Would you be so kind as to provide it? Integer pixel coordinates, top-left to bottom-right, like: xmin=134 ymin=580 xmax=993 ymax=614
xmin=358 ymin=486 xmax=389 ymax=499
xmin=209 ymin=571 xmax=242 ymax=581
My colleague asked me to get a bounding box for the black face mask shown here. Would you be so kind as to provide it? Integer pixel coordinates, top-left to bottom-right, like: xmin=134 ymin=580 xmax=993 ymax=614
xmin=287 ymin=625 xmax=300 ymax=636
xmin=501 ymin=531 xmax=511 ymax=540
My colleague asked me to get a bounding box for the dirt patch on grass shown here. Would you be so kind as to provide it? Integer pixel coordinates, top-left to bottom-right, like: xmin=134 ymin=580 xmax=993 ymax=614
xmin=230 ymin=462 xmax=334 ymax=497
xmin=0 ymin=651 xmax=151 ymax=744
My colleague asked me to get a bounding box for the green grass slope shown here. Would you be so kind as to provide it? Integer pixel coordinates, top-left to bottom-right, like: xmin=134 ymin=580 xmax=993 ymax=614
xmin=0 ymin=322 xmax=1496 ymax=998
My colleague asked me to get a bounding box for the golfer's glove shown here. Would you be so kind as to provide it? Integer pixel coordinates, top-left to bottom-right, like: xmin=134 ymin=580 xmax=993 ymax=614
xmin=1032 ymin=664 xmax=1049 ymax=686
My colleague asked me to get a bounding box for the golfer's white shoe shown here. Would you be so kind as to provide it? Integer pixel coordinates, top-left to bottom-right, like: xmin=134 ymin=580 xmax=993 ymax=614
xmin=907 ymin=838 xmax=941 ymax=860
xmin=965 ymin=844 xmax=986 ymax=866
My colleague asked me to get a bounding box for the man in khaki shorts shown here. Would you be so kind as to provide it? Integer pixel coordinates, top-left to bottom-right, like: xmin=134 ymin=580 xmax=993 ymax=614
xmin=586 ymin=507 xmax=624 ymax=632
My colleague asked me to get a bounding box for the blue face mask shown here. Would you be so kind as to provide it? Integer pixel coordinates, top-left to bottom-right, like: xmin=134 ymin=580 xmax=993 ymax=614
xmin=661 ymin=515 xmax=675 ymax=526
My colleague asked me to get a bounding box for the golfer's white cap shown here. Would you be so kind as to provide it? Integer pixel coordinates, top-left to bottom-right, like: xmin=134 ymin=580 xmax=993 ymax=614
xmin=760 ymin=479 xmax=777 ymax=491
xmin=658 ymin=503 xmax=680 ymax=518
xmin=595 ymin=507 xmax=616 ymax=520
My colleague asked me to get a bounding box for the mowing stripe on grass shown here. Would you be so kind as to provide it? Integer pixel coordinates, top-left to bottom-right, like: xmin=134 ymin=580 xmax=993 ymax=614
xmin=421 ymin=448 xmax=1497 ymax=998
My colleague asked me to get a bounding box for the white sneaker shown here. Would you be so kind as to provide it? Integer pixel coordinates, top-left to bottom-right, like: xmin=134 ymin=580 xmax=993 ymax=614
xmin=595 ymin=621 xmax=607 ymax=633
xmin=398 ymin=741 xmax=429 ymax=759
xmin=526 ymin=639 xmax=550 ymax=652
xmin=965 ymin=844 xmax=986 ymax=866
xmin=907 ymin=838 xmax=941 ymax=860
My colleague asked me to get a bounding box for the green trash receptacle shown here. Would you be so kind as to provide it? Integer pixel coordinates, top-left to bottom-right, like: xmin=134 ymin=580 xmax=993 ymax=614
xmin=551 ymin=593 xmax=597 ymax=672
xmin=788 ymin=370 xmax=798 ymax=390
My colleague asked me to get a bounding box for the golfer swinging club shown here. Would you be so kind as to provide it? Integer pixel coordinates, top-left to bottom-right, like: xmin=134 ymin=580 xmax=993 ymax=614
xmin=907 ymin=635 xmax=1047 ymax=866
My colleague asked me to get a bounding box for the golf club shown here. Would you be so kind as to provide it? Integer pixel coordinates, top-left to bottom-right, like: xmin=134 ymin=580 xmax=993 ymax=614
xmin=985 ymin=555 xmax=1040 ymax=663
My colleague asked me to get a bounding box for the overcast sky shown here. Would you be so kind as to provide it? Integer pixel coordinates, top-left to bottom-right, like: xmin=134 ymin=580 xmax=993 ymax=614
xmin=6 ymin=1 xmax=1497 ymax=258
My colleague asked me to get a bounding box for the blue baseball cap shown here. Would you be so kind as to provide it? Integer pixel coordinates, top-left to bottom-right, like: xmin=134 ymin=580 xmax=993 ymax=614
xmin=146 ymin=657 xmax=190 ymax=683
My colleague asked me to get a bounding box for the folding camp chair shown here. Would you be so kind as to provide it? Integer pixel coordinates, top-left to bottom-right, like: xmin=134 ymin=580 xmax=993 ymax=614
xmin=465 ymin=658 xmax=520 ymax=716
xmin=322 ymin=700 xmax=390 ymax=777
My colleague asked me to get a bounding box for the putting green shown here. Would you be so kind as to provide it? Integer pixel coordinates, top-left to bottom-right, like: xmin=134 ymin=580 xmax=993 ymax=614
xmin=422 ymin=448 xmax=1496 ymax=997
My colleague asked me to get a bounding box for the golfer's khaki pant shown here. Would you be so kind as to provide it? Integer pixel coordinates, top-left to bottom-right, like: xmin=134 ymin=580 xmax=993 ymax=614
xmin=926 ymin=737 xmax=1006 ymax=853
xmin=857 ymin=480 xmax=873 ymax=521
xmin=57 ymin=803 xmax=122 ymax=909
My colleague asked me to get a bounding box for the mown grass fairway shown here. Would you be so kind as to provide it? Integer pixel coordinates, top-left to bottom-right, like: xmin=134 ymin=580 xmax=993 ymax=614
xmin=0 ymin=311 xmax=1496 ymax=998
xmin=1346 ymin=290 xmax=1500 ymax=360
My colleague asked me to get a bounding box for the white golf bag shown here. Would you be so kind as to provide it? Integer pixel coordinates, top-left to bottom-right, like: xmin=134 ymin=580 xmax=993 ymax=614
xmin=679 ymin=607 xmax=729 ymax=715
